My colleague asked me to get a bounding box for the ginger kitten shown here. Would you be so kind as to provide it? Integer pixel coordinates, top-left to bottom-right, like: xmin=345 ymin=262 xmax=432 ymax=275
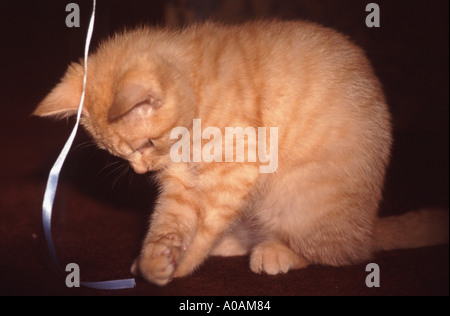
xmin=34 ymin=21 xmax=449 ymax=286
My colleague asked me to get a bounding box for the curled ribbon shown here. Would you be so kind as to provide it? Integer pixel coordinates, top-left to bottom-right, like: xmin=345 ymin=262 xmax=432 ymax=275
xmin=42 ymin=0 xmax=136 ymax=290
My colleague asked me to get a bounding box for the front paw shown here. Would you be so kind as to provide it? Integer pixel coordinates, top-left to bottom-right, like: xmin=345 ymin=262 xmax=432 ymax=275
xmin=131 ymin=233 xmax=187 ymax=286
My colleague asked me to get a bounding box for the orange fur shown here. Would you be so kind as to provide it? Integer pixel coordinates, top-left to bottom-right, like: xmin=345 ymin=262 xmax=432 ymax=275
xmin=34 ymin=21 xmax=448 ymax=286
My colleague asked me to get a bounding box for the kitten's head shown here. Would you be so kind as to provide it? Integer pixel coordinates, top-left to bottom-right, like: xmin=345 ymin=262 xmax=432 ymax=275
xmin=34 ymin=30 xmax=195 ymax=173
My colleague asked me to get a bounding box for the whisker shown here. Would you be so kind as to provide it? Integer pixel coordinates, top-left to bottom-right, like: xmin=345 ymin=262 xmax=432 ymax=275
xmin=89 ymin=158 xmax=123 ymax=185
xmin=71 ymin=140 xmax=97 ymax=153
xmin=98 ymin=159 xmax=123 ymax=175
xmin=126 ymin=165 xmax=135 ymax=202
xmin=111 ymin=163 xmax=131 ymax=193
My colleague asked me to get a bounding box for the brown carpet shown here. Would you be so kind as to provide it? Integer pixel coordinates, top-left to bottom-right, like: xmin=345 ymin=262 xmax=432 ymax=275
xmin=0 ymin=0 xmax=448 ymax=296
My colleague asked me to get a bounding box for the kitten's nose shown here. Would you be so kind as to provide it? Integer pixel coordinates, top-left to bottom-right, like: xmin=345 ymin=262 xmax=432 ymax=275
xmin=130 ymin=163 xmax=149 ymax=174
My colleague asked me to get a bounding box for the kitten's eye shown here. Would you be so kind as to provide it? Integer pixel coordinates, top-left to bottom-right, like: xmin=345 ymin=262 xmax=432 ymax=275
xmin=137 ymin=139 xmax=154 ymax=154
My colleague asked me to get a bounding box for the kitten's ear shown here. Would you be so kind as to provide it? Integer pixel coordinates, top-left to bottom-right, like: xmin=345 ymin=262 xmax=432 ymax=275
xmin=108 ymin=82 xmax=162 ymax=121
xmin=33 ymin=62 xmax=84 ymax=118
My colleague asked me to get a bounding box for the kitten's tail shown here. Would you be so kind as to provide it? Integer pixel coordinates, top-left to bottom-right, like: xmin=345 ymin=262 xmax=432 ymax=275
xmin=373 ymin=209 xmax=449 ymax=251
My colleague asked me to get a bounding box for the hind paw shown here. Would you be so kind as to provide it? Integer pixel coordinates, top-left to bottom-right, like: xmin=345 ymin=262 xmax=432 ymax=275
xmin=250 ymin=241 xmax=308 ymax=275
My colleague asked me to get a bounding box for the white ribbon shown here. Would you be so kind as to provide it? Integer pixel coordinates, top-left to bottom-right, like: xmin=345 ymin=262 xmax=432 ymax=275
xmin=42 ymin=0 xmax=136 ymax=290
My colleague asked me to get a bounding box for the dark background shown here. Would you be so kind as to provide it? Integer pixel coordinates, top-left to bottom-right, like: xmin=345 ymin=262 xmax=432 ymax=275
xmin=0 ymin=0 xmax=448 ymax=296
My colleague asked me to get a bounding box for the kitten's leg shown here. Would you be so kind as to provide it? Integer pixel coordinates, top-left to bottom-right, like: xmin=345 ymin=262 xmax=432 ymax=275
xmin=173 ymin=163 xmax=260 ymax=277
xmin=133 ymin=163 xmax=259 ymax=285
xmin=250 ymin=240 xmax=308 ymax=275
xmin=248 ymin=162 xmax=378 ymax=275
xmin=131 ymin=165 xmax=200 ymax=286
